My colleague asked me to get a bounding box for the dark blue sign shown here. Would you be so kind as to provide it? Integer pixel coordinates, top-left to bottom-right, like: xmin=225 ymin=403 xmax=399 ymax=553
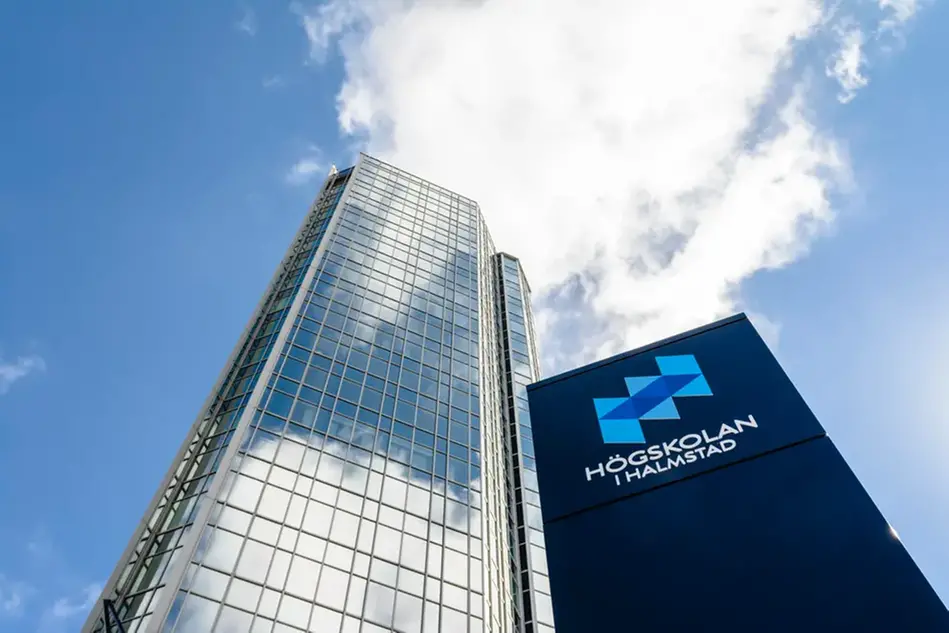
xmin=529 ymin=314 xmax=825 ymax=522
xmin=527 ymin=314 xmax=948 ymax=631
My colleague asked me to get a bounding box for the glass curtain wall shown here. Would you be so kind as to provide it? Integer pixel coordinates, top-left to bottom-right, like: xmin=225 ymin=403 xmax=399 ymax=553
xmin=84 ymin=154 xmax=546 ymax=633
xmin=494 ymin=254 xmax=554 ymax=633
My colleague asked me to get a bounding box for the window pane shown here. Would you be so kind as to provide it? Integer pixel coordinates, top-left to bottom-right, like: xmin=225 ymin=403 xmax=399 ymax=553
xmin=316 ymin=566 xmax=348 ymax=611
xmin=285 ymin=555 xmax=320 ymax=601
xmin=237 ymin=540 xmax=274 ymax=584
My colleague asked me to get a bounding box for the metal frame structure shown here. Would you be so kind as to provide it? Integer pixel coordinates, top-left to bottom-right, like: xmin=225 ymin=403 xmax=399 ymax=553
xmin=101 ymin=600 xmax=128 ymax=633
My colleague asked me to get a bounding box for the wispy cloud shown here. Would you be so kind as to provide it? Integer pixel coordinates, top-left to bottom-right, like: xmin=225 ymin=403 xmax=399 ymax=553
xmin=828 ymin=26 xmax=868 ymax=103
xmin=0 ymin=354 xmax=45 ymax=395
xmin=0 ymin=574 xmax=32 ymax=617
xmin=263 ymin=74 xmax=286 ymax=89
xmin=285 ymin=147 xmax=325 ymax=185
xmin=2 ymin=528 xmax=105 ymax=632
xmin=236 ymin=6 xmax=257 ymax=36
xmin=826 ymin=0 xmax=922 ymax=103
xmin=41 ymin=584 xmax=101 ymax=623
xmin=291 ymin=0 xmax=359 ymax=63
xmin=879 ymin=0 xmax=919 ymax=31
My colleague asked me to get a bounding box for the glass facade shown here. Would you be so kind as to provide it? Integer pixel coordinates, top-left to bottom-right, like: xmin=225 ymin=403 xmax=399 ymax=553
xmin=83 ymin=155 xmax=553 ymax=633
xmin=494 ymin=255 xmax=553 ymax=633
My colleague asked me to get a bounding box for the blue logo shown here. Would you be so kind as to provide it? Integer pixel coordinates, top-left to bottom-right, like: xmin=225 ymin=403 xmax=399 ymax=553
xmin=593 ymin=355 xmax=712 ymax=444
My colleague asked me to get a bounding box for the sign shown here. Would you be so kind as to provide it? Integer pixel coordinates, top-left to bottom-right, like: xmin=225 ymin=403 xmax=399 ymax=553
xmin=527 ymin=314 xmax=949 ymax=631
xmin=528 ymin=314 xmax=824 ymax=522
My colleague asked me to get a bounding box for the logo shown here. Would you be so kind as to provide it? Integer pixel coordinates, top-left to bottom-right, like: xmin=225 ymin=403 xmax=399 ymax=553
xmin=584 ymin=353 xmax=760 ymax=487
xmin=593 ymin=354 xmax=712 ymax=444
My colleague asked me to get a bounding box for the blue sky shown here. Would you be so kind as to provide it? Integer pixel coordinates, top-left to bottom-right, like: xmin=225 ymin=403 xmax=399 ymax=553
xmin=1 ymin=1 xmax=948 ymax=630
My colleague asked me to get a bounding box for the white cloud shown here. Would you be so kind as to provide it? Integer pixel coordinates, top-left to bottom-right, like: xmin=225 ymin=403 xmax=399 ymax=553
xmin=296 ymin=0 xmax=843 ymax=369
xmin=285 ymin=149 xmax=326 ymax=185
xmin=828 ymin=26 xmax=868 ymax=103
xmin=0 ymin=354 xmax=45 ymax=395
xmin=38 ymin=583 xmax=102 ymax=633
xmin=825 ymin=0 xmax=922 ymax=104
xmin=291 ymin=0 xmax=361 ymax=64
xmin=879 ymin=0 xmax=919 ymax=30
xmin=46 ymin=584 xmax=101 ymax=619
xmin=0 ymin=574 xmax=32 ymax=617
xmin=236 ymin=7 xmax=257 ymax=36
xmin=8 ymin=528 xmax=105 ymax=632
xmin=293 ymin=0 xmax=925 ymax=371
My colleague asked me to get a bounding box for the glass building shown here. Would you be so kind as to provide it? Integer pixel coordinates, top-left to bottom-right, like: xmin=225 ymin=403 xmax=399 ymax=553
xmin=83 ymin=155 xmax=554 ymax=633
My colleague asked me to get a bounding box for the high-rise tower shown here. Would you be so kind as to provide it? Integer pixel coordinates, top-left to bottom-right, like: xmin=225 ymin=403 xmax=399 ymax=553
xmin=84 ymin=155 xmax=554 ymax=633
